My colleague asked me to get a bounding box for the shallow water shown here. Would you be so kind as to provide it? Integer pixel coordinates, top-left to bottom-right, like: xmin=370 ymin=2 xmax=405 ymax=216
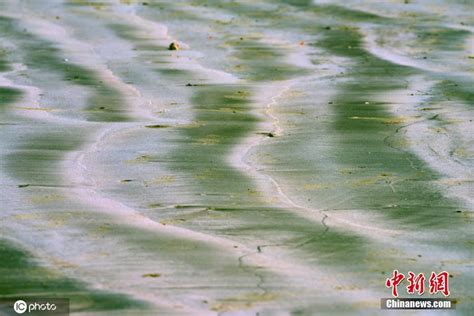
xmin=0 ymin=0 xmax=472 ymax=315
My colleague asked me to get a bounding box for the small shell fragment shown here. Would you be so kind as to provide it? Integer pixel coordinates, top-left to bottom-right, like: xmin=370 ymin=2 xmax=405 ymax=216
xmin=168 ymin=42 xmax=180 ymax=50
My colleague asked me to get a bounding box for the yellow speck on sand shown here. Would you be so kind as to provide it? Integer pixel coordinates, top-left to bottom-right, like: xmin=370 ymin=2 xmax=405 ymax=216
xmin=88 ymin=224 xmax=113 ymax=239
xmin=338 ymin=167 xmax=356 ymax=175
xmin=435 ymin=178 xmax=472 ymax=186
xmin=247 ymin=189 xmax=261 ymax=197
xmin=283 ymin=89 xmax=306 ymax=98
xmin=351 ymin=300 xmax=380 ymax=309
xmin=15 ymin=106 xmax=57 ymax=112
xmin=51 ymin=258 xmax=78 ymax=269
xmin=193 ymin=169 xmax=217 ymax=180
xmin=348 ymin=175 xmax=395 ymax=188
xmin=303 ymin=183 xmax=330 ymax=190
xmin=391 ymin=138 xmax=412 ymax=148
xmin=349 ymin=116 xmax=416 ymax=125
xmin=452 ymin=147 xmax=474 ymax=159
xmin=159 ymin=218 xmax=186 ymax=225
xmin=144 ymin=175 xmax=176 ymax=186
xmin=178 ymin=121 xmax=206 ymax=129
xmin=46 ymin=218 xmax=66 ymax=228
xmin=28 ymin=194 xmax=64 ymax=204
xmin=211 ymin=292 xmax=279 ymax=313
xmin=125 ymin=155 xmax=152 ymax=164
xmin=142 ymin=273 xmax=161 ymax=278
xmin=224 ymin=90 xmax=250 ymax=100
xmin=69 ymin=0 xmax=108 ymax=10
xmin=334 ymin=284 xmax=362 ymax=291
xmin=197 ymin=134 xmax=220 ymax=145
xmin=12 ymin=213 xmax=42 ymax=220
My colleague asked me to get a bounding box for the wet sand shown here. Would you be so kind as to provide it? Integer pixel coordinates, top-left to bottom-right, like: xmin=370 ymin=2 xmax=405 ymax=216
xmin=0 ymin=0 xmax=473 ymax=315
